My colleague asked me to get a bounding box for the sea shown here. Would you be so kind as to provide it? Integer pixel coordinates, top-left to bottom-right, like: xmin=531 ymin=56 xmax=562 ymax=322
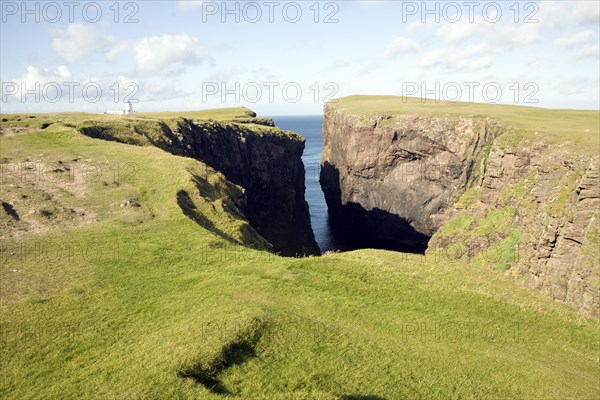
xmin=272 ymin=115 xmax=428 ymax=254
xmin=270 ymin=116 xmax=340 ymax=253
xmin=272 ymin=116 xmax=392 ymax=253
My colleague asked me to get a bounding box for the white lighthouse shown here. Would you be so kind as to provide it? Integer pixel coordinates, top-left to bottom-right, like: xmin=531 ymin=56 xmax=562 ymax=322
xmin=105 ymin=101 xmax=136 ymax=115
xmin=124 ymin=101 xmax=134 ymax=114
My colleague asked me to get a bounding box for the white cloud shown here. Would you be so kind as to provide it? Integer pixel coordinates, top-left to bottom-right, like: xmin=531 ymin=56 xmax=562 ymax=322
xmin=176 ymin=0 xmax=204 ymax=10
xmin=205 ymin=68 xmax=243 ymax=84
xmin=204 ymin=67 xmax=278 ymax=87
xmin=385 ymin=37 xmax=419 ymax=58
xmin=3 ymin=65 xmax=72 ymax=102
xmin=419 ymin=45 xmax=492 ymax=72
xmin=553 ymin=75 xmax=600 ymax=96
xmin=51 ymin=24 xmax=115 ymax=63
xmin=18 ymin=65 xmax=72 ymax=84
xmin=356 ymin=1 xmax=388 ymax=5
xmin=553 ymin=30 xmax=599 ymax=59
xmin=3 ymin=65 xmax=158 ymax=107
xmin=139 ymin=81 xmax=185 ymax=102
xmin=323 ymin=58 xmax=355 ymax=71
xmin=51 ymin=25 xmax=210 ymax=75
xmin=577 ymin=45 xmax=600 ymax=59
xmin=134 ymin=33 xmax=209 ymax=73
xmin=408 ymin=11 xmax=541 ymax=50
xmin=106 ymin=42 xmax=133 ymax=61
xmin=538 ymin=1 xmax=600 ymax=27
xmin=437 ymin=19 xmax=541 ymax=50
xmin=555 ymin=30 xmax=596 ymax=47
xmin=570 ymin=1 xmax=600 ymax=24
xmin=358 ymin=60 xmax=384 ymax=75
xmin=436 ymin=21 xmax=479 ymax=43
xmin=535 ymin=1 xmax=564 ymax=27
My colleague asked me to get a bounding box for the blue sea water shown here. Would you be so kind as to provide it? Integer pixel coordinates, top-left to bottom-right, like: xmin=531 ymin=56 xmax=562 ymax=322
xmin=270 ymin=115 xmax=340 ymax=253
xmin=271 ymin=115 xmax=428 ymax=254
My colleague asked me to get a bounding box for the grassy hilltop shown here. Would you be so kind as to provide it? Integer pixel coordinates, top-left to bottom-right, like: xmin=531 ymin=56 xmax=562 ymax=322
xmin=1 ymin=106 xmax=599 ymax=399
xmin=331 ymin=95 xmax=599 ymax=155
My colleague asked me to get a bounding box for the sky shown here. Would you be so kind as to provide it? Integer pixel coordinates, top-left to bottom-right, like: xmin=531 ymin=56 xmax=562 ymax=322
xmin=1 ymin=0 xmax=599 ymax=115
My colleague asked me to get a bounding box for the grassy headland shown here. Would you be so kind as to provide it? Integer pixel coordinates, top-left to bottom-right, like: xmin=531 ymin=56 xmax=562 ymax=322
xmin=0 ymin=107 xmax=598 ymax=399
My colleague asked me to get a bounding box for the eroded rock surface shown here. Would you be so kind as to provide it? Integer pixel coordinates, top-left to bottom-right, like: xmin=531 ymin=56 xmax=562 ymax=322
xmin=431 ymin=144 xmax=599 ymax=317
xmin=322 ymin=103 xmax=599 ymax=316
xmin=172 ymin=119 xmax=319 ymax=256
xmin=78 ymin=116 xmax=319 ymax=256
xmin=320 ymin=104 xmax=499 ymax=247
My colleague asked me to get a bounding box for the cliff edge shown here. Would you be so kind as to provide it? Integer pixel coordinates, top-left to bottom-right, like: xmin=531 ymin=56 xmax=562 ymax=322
xmin=75 ymin=108 xmax=319 ymax=256
xmin=321 ymin=99 xmax=500 ymax=248
xmin=321 ymin=95 xmax=599 ymax=316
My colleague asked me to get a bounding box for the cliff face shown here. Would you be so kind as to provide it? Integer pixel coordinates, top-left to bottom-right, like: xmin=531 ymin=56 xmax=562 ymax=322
xmin=320 ymin=104 xmax=499 ymax=247
xmin=79 ymin=113 xmax=319 ymax=256
xmin=321 ymin=98 xmax=599 ymax=316
xmin=430 ymin=144 xmax=599 ymax=317
xmin=170 ymin=119 xmax=319 ymax=256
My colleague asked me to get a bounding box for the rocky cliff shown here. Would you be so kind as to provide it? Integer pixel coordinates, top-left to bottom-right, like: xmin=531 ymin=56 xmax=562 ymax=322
xmin=321 ymin=96 xmax=599 ymax=316
xmin=78 ymin=110 xmax=319 ymax=256
xmin=430 ymin=144 xmax=599 ymax=317
xmin=320 ymin=102 xmax=501 ymax=249
xmin=170 ymin=118 xmax=319 ymax=256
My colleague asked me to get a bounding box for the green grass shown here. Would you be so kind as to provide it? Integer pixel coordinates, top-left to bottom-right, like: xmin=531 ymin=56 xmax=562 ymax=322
xmin=455 ymin=186 xmax=481 ymax=208
xmin=547 ymin=170 xmax=582 ymax=218
xmin=1 ymin=122 xmax=599 ymax=399
xmin=0 ymin=107 xmax=254 ymax=126
xmin=329 ymin=95 xmax=600 ymax=155
xmin=437 ymin=215 xmax=473 ymax=238
xmin=499 ymin=180 xmax=529 ymax=206
xmin=138 ymin=107 xmax=256 ymax=120
xmin=0 ymin=107 xmax=297 ymax=144
xmin=470 ymin=207 xmax=516 ymax=237
xmin=472 ymin=229 xmax=524 ymax=272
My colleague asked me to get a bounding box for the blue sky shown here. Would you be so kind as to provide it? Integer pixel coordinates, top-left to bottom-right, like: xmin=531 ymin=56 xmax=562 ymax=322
xmin=1 ymin=0 xmax=599 ymax=115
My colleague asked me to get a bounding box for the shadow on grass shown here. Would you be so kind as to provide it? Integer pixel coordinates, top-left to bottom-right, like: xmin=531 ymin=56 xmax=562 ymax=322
xmin=1 ymin=201 xmax=19 ymax=221
xmin=176 ymin=190 xmax=238 ymax=244
xmin=178 ymin=318 xmax=265 ymax=395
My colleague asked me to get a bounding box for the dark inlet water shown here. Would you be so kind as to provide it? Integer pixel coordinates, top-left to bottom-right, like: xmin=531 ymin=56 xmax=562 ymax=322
xmin=270 ymin=116 xmax=338 ymax=252
xmin=271 ymin=116 xmax=427 ymax=254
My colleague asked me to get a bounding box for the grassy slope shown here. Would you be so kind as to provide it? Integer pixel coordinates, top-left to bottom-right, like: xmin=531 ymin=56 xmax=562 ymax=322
xmin=330 ymin=95 xmax=600 ymax=155
xmin=0 ymin=113 xmax=599 ymax=399
xmin=0 ymin=107 xmax=297 ymax=137
xmin=1 ymin=107 xmax=253 ymax=125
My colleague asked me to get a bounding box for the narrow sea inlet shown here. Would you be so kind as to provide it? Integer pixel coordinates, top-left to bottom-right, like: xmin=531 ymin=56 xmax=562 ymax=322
xmin=271 ymin=116 xmax=335 ymax=252
xmin=272 ymin=115 xmax=428 ymax=254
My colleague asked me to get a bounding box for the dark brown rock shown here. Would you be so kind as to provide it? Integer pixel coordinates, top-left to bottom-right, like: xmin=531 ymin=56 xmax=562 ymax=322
xmin=320 ymin=104 xmax=498 ymax=247
xmin=173 ymin=119 xmax=319 ymax=256
xmin=321 ymin=104 xmax=599 ymax=317
xmin=79 ymin=117 xmax=319 ymax=256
